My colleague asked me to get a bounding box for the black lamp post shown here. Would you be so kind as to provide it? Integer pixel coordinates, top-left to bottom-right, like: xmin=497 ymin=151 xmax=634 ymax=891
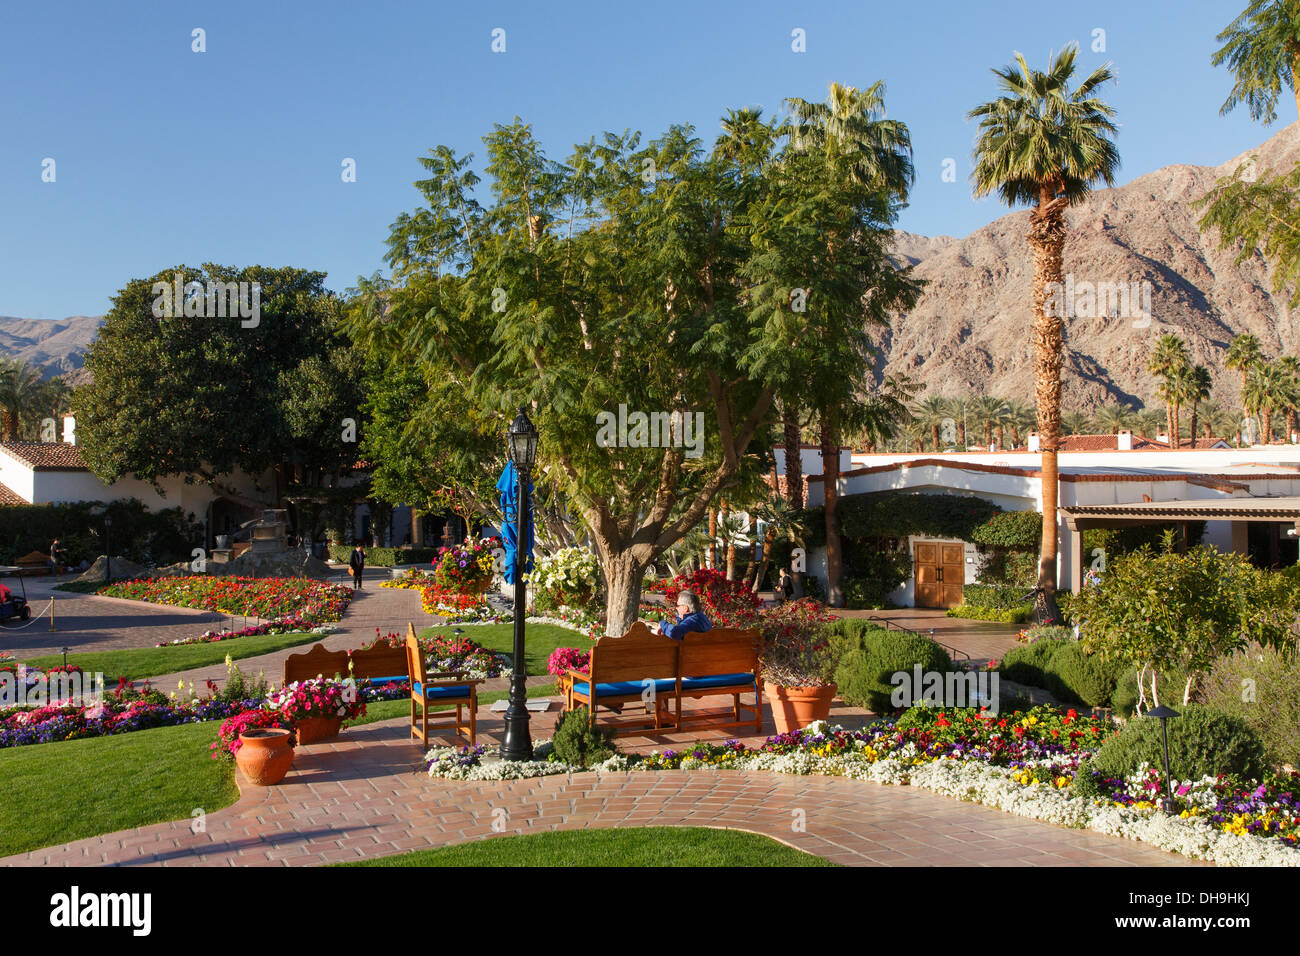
xmin=500 ymin=406 xmax=537 ymax=762
xmin=1146 ymin=704 xmax=1180 ymax=812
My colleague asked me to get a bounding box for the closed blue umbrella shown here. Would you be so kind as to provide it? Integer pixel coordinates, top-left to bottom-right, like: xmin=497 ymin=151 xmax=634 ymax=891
xmin=496 ymin=461 xmax=534 ymax=585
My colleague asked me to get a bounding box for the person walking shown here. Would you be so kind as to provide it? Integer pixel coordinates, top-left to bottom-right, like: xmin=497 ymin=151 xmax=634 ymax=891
xmin=48 ymin=538 xmax=62 ymax=575
xmin=349 ymin=543 xmax=365 ymax=590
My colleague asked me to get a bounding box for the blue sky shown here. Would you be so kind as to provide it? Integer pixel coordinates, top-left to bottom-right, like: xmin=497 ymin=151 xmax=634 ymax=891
xmin=0 ymin=0 xmax=1280 ymax=318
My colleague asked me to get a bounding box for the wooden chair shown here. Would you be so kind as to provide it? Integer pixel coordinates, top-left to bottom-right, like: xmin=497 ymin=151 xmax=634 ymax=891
xmin=565 ymin=621 xmax=680 ymax=737
xmin=406 ymin=623 xmax=482 ymax=746
xmin=676 ymin=628 xmax=762 ymax=733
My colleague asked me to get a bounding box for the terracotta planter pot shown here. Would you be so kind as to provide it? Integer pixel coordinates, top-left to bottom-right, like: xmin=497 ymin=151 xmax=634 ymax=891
xmin=764 ymin=682 xmax=838 ymax=735
xmin=294 ymin=715 xmax=343 ymax=745
xmin=235 ymin=728 xmax=294 ymax=786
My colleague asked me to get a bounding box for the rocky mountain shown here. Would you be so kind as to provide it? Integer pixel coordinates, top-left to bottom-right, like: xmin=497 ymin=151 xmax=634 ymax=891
xmin=882 ymin=123 xmax=1300 ymax=411
xmin=0 ymin=315 xmax=102 ymax=381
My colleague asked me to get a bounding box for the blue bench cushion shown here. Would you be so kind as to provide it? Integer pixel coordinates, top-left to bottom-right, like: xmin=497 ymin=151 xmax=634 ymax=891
xmin=570 ymin=678 xmax=676 ymax=699
xmin=681 ymin=673 xmax=757 ymax=690
xmin=363 ymin=675 xmax=408 ymax=685
xmin=413 ymin=681 xmax=473 ymax=700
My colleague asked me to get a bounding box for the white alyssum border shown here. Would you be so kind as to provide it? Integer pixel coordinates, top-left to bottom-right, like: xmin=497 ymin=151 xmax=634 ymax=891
xmin=423 ymin=739 xmax=1298 ymax=866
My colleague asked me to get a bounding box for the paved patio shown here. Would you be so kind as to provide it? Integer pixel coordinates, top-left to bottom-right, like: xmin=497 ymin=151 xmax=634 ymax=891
xmin=0 ymin=715 xmax=1199 ymax=868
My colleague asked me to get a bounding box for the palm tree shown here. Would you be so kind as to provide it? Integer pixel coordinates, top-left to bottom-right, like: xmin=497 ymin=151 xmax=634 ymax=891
xmin=1225 ymin=332 xmax=1265 ymax=410
xmin=1001 ymin=399 xmax=1037 ymax=448
xmin=1147 ymin=333 xmax=1192 ymax=442
xmin=1093 ymin=402 xmax=1136 ymax=435
xmin=1135 ymin=407 xmax=1166 ymax=440
xmin=1182 ymin=365 xmax=1213 ymax=449
xmin=785 ymin=81 xmax=914 ymax=196
xmin=1061 ymin=409 xmax=1091 ymax=435
xmin=0 ymin=359 xmax=44 ymax=441
xmin=1278 ymin=356 xmax=1300 ymax=440
xmin=850 ymin=373 xmax=918 ymax=452
xmin=1243 ymin=362 xmax=1298 ymax=442
xmin=1199 ymin=403 xmax=1245 ymax=444
xmin=910 ymin=395 xmax=952 ymax=451
xmin=715 ymin=107 xmax=777 ymax=179
xmin=1212 ymin=0 xmax=1300 ymax=124
xmin=967 ymin=395 xmax=1009 ymax=448
xmin=969 ymin=46 xmax=1119 ymax=617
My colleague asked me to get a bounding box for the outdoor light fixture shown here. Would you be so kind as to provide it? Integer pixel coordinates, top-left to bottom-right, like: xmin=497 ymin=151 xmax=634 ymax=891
xmin=507 ymin=406 xmax=539 ymax=471
xmin=1146 ymin=704 xmax=1181 ymax=812
xmin=501 ymin=406 xmax=537 ymax=762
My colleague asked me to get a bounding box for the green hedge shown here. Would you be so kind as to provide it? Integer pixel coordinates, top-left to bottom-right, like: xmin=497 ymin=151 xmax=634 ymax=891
xmin=1198 ymin=644 xmax=1300 ymax=769
xmin=802 ymin=493 xmax=1001 ymax=548
xmin=0 ymin=499 xmax=200 ymax=566
xmin=961 ymin=584 xmax=1033 ymax=609
xmin=946 ymin=604 xmax=1034 ymax=624
xmin=842 ymin=577 xmax=895 ymax=610
xmin=828 ymin=620 xmax=954 ymax=713
xmin=969 ymin=510 xmax=1041 ymax=549
xmin=327 ymin=545 xmax=442 ymax=566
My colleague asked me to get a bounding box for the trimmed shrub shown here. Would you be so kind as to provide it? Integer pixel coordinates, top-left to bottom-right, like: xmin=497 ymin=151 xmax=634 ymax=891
xmin=969 ymin=509 xmax=1041 ymax=550
xmin=1090 ymin=703 xmax=1267 ymax=782
xmin=326 ymin=545 xmax=441 ymax=567
xmin=1000 ymin=637 xmax=1070 ymax=690
xmin=834 ymin=624 xmax=954 ymax=714
xmin=843 ymin=577 xmax=894 ymax=610
xmin=1197 ymin=644 xmax=1300 ymax=769
xmin=946 ymin=604 xmax=1033 ymax=624
xmin=551 ymin=707 xmax=616 ymax=768
xmin=961 ymin=584 xmax=1033 ymax=609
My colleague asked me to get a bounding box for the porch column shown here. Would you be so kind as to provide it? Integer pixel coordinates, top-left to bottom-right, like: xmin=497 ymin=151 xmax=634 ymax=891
xmin=1230 ymin=520 xmax=1248 ymax=556
xmin=410 ymin=508 xmax=422 ymax=546
xmin=1064 ymin=516 xmax=1083 ymax=594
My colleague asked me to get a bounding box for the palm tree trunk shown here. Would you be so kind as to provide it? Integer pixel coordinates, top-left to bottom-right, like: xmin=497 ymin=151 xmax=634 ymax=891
xmin=707 ymin=508 xmax=718 ymax=569
xmin=820 ymin=415 xmax=843 ymax=608
xmin=930 ymin=424 xmax=940 ymax=452
xmin=782 ymin=404 xmax=804 ymax=510
xmin=996 ymin=424 xmax=1005 ymax=449
xmin=1172 ymin=402 xmax=1181 ymax=448
xmin=1 ymin=410 xmax=17 ymax=442
xmin=984 ymin=422 xmax=993 ymax=447
xmin=1027 ymin=185 xmax=1066 ymax=624
xmin=1189 ymin=402 xmax=1199 ymax=450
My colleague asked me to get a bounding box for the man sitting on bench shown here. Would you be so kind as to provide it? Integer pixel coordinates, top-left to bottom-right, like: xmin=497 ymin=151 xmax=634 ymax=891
xmin=654 ymin=589 xmax=712 ymax=641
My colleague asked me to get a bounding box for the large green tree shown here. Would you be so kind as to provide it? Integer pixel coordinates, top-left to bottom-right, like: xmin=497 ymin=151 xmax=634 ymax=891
xmin=76 ymin=265 xmax=361 ymax=507
xmin=1213 ymin=0 xmax=1300 ymax=123
xmin=347 ymin=104 xmax=911 ymax=632
xmin=969 ymin=45 xmax=1120 ymax=620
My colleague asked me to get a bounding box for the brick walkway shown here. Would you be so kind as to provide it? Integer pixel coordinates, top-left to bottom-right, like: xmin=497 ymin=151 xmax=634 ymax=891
xmin=833 ymin=608 xmax=1022 ymax=664
xmin=0 ymin=716 xmax=1197 ymax=867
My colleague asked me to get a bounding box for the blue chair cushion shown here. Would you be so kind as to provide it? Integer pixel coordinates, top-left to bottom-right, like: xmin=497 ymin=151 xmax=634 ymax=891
xmin=570 ymin=678 xmax=676 ymax=699
xmin=364 ymin=675 xmax=408 ymax=686
xmin=681 ymin=673 xmax=757 ymax=690
xmin=412 ymin=681 xmax=472 ymax=700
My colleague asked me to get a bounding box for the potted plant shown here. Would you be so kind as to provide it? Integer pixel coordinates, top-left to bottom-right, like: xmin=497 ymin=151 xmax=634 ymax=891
xmin=759 ymin=600 xmax=839 ymax=734
xmin=264 ymin=676 xmax=366 ymax=744
xmin=214 ymin=709 xmax=296 ymax=785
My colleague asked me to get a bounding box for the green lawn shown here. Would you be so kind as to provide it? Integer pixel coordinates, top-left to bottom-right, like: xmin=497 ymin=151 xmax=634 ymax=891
xmin=22 ymin=631 xmax=323 ymax=682
xmin=419 ymin=623 xmax=583 ymax=676
xmin=0 ymin=721 xmax=238 ymax=857
xmin=339 ymin=827 xmax=836 ymax=867
xmin=346 ymin=683 xmax=557 ymax=728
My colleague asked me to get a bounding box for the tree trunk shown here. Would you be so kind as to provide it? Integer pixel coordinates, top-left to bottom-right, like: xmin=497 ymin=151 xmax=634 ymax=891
xmin=707 ymin=508 xmax=718 ymax=569
xmin=820 ymin=416 xmax=843 ymax=608
xmin=1189 ymin=402 xmax=1199 ymax=450
xmin=930 ymin=424 xmax=940 ymax=452
xmin=1 ymin=410 xmax=17 ymax=441
xmin=996 ymin=424 xmax=1005 ymax=449
xmin=1028 ymin=184 xmax=1066 ymax=625
xmin=782 ymin=404 xmax=804 ymax=510
xmin=601 ymin=550 xmax=649 ymax=637
xmin=751 ymin=521 xmax=778 ymax=594
xmin=1172 ymin=402 xmax=1181 ymax=448
xmin=984 ymin=422 xmax=993 ymax=447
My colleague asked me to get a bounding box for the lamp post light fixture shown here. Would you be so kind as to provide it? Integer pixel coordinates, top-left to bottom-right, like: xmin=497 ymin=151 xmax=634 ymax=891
xmin=1146 ymin=704 xmax=1181 ymax=812
xmin=500 ymin=406 xmax=538 ymax=762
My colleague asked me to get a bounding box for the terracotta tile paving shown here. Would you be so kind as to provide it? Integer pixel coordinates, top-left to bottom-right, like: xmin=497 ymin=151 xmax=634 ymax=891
xmin=0 ymin=712 xmax=1207 ymax=869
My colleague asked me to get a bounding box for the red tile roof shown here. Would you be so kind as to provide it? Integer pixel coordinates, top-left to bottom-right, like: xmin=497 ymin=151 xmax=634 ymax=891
xmin=0 ymin=480 xmax=28 ymax=506
xmin=0 ymin=442 xmax=87 ymax=471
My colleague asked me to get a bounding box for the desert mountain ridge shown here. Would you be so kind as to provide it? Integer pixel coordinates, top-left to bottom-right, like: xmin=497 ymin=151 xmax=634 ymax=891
xmin=881 ymin=122 xmax=1300 ymax=411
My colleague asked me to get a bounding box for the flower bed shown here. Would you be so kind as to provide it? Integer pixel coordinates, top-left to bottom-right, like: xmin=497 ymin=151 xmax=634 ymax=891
xmin=423 ymin=704 xmax=1300 ymax=866
xmin=264 ymin=677 xmax=366 ymax=723
xmin=1 ymin=693 xmax=256 ymax=749
xmin=100 ymin=576 xmax=353 ymax=623
xmin=153 ymin=616 xmax=338 ymax=647
xmin=420 ymin=587 xmax=508 ymax=623
xmin=380 ymin=569 xmax=436 ymax=590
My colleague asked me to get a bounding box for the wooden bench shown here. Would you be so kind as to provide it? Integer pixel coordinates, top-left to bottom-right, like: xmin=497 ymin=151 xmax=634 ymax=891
xmin=405 ymin=623 xmax=482 ymax=746
xmin=281 ymin=641 xmax=409 ymax=688
xmin=563 ymin=622 xmax=763 ymax=737
xmin=675 ymin=628 xmax=762 ymax=733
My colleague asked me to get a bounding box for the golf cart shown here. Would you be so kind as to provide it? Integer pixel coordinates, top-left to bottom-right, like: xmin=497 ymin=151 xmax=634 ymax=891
xmin=0 ymin=567 xmax=31 ymax=624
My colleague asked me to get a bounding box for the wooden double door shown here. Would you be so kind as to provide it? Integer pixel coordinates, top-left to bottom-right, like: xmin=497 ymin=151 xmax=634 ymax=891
xmin=913 ymin=541 xmax=965 ymax=609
